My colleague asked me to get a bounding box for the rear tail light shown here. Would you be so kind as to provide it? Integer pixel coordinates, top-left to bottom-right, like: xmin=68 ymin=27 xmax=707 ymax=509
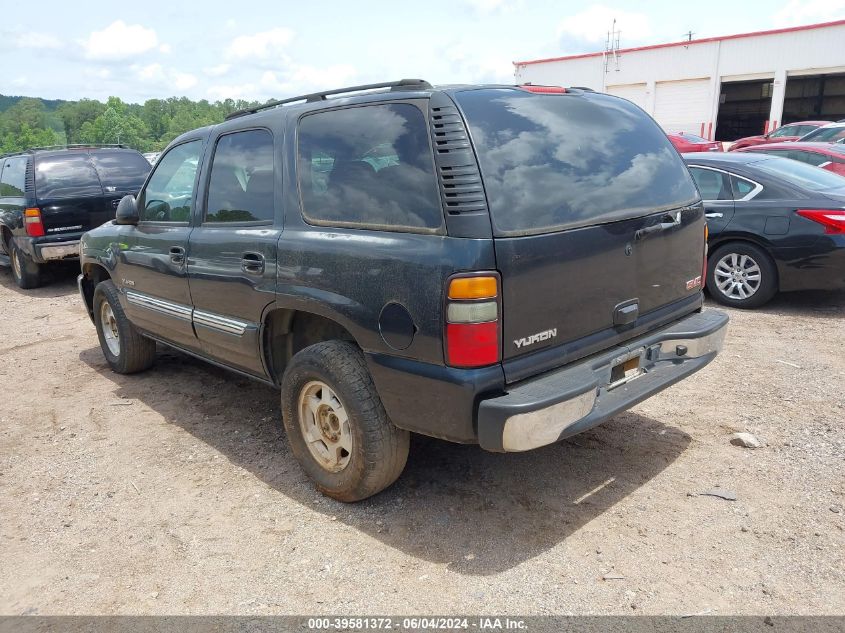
xmin=702 ymin=223 xmax=709 ymax=287
xmin=519 ymin=85 xmax=566 ymax=94
xmin=796 ymin=209 xmax=845 ymax=234
xmin=24 ymin=208 xmax=45 ymax=237
xmin=445 ymin=274 xmax=500 ymax=368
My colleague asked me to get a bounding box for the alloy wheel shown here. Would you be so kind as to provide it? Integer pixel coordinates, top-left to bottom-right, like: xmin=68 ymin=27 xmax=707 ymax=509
xmin=297 ymin=380 xmax=353 ymax=472
xmin=714 ymin=252 xmax=761 ymax=300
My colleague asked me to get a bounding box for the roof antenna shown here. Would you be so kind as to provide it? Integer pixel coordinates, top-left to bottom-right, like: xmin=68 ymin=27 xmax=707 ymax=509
xmin=683 ymin=30 xmax=695 ymax=48
xmin=604 ymin=19 xmax=621 ymax=73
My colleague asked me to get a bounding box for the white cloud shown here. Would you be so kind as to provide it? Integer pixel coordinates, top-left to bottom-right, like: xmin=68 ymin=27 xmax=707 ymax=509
xmin=11 ymin=31 xmax=62 ymax=49
xmin=134 ymin=63 xmax=197 ymax=93
xmin=11 ymin=76 xmax=28 ymax=87
xmin=84 ymin=67 xmax=112 ymax=80
xmin=173 ymin=72 xmax=198 ymax=91
xmin=772 ymin=0 xmax=845 ymax=27
xmin=464 ymin=0 xmax=521 ymax=13
xmin=204 ymin=64 xmax=232 ymax=77
xmin=557 ymin=5 xmax=652 ymax=44
xmin=227 ymin=27 xmax=295 ymax=60
xmin=261 ymin=64 xmax=357 ymax=94
xmin=159 ymin=43 xmax=172 ymax=54
xmin=207 ymin=83 xmax=258 ymax=100
xmin=82 ymin=20 xmax=161 ymax=60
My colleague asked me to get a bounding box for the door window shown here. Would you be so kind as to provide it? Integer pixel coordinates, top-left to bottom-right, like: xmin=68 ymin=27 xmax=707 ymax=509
xmin=688 ymin=167 xmax=732 ymax=200
xmin=205 ymin=129 xmax=275 ymax=223
xmin=0 ymin=156 xmax=27 ymax=197
xmin=138 ymin=140 xmax=202 ymax=222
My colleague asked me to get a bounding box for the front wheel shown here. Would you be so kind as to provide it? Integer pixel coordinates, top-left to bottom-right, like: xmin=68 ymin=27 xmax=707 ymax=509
xmin=93 ymin=280 xmax=156 ymax=373
xmin=706 ymin=242 xmax=778 ymax=308
xmin=281 ymin=340 xmax=410 ymax=502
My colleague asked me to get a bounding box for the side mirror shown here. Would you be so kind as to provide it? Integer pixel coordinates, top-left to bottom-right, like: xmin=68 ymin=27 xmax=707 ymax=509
xmin=115 ymin=195 xmax=139 ymax=225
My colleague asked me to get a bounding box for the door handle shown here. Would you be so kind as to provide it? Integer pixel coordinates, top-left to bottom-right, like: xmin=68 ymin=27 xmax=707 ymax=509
xmin=241 ymin=252 xmax=265 ymax=274
xmin=169 ymin=246 xmax=186 ymax=265
xmin=634 ymin=211 xmax=682 ymax=241
xmin=705 ymin=212 xmax=724 ymax=218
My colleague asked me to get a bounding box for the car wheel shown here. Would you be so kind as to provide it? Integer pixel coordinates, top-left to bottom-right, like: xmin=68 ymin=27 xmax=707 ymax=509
xmin=281 ymin=340 xmax=410 ymax=502
xmin=706 ymin=242 xmax=778 ymax=308
xmin=93 ymin=280 xmax=156 ymax=374
xmin=9 ymin=241 xmax=42 ymax=289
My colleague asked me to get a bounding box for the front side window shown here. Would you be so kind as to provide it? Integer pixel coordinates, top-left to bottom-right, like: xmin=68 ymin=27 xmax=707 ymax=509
xmin=139 ymin=140 xmax=202 ymax=222
xmin=205 ymin=129 xmax=275 ymax=223
xmin=297 ymin=103 xmax=442 ymax=232
xmin=35 ymin=154 xmax=102 ymax=199
xmin=0 ymin=156 xmax=27 ymax=197
xmin=689 ymin=167 xmax=732 ymax=200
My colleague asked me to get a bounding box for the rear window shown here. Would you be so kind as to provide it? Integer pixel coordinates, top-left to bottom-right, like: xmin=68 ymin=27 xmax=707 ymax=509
xmin=89 ymin=151 xmax=151 ymax=194
xmin=753 ymin=156 xmax=845 ymax=191
xmin=802 ymin=126 xmax=845 ymax=142
xmin=455 ymin=89 xmax=699 ymax=235
xmin=35 ymin=154 xmax=102 ymax=199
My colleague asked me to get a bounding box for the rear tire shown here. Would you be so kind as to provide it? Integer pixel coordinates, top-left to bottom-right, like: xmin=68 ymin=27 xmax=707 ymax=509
xmin=281 ymin=340 xmax=410 ymax=502
xmin=93 ymin=280 xmax=156 ymax=374
xmin=706 ymin=242 xmax=778 ymax=308
xmin=10 ymin=241 xmax=41 ymax=289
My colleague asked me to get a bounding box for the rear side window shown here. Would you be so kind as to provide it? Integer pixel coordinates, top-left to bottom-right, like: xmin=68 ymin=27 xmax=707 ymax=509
xmin=455 ymin=89 xmax=700 ymax=235
xmin=89 ymin=151 xmax=151 ymax=194
xmin=35 ymin=154 xmax=102 ymax=199
xmin=0 ymin=156 xmax=27 ymax=197
xmin=296 ymin=103 xmax=442 ymax=232
xmin=689 ymin=167 xmax=732 ymax=200
xmin=205 ymin=129 xmax=275 ymax=223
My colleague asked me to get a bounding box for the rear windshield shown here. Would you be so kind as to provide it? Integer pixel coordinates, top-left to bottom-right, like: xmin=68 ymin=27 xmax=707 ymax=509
xmin=89 ymin=151 xmax=151 ymax=193
xmin=455 ymin=88 xmax=700 ymax=235
xmin=752 ymin=155 xmax=845 ymax=191
xmin=35 ymin=154 xmax=102 ymax=199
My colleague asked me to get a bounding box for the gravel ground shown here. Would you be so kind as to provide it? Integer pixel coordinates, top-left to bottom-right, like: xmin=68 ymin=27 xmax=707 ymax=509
xmin=1 ymin=263 xmax=843 ymax=615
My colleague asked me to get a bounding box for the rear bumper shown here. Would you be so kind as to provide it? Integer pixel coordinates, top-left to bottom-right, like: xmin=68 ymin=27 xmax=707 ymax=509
xmin=16 ymin=234 xmax=83 ymax=263
xmin=477 ymin=309 xmax=729 ymax=452
xmin=774 ymin=237 xmax=845 ymax=292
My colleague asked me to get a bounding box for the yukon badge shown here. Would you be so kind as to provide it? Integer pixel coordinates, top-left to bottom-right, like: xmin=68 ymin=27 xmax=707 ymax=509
xmin=514 ymin=328 xmax=557 ymax=349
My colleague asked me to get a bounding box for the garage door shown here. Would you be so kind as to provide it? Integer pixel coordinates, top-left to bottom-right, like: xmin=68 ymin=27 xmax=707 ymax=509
xmin=606 ymin=83 xmax=648 ymax=111
xmin=653 ymin=79 xmax=712 ymax=135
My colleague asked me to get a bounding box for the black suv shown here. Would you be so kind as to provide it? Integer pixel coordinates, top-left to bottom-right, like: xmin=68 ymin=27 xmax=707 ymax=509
xmin=0 ymin=145 xmax=150 ymax=288
xmin=78 ymin=80 xmax=729 ymax=501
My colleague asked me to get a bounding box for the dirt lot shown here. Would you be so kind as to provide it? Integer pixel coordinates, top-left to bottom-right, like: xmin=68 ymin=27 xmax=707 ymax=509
xmin=1 ymin=263 xmax=843 ymax=615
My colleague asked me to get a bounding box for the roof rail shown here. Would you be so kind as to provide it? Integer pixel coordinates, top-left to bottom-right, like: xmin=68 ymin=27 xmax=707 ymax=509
xmin=224 ymin=78 xmax=433 ymax=121
xmin=1 ymin=144 xmax=130 ymax=158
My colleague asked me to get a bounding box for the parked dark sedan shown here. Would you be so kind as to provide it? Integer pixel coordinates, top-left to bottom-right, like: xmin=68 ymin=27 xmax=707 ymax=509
xmin=682 ymin=152 xmax=845 ymax=308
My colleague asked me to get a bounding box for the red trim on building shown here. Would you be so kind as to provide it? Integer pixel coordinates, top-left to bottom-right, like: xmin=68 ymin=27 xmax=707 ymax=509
xmin=513 ymin=19 xmax=845 ymax=67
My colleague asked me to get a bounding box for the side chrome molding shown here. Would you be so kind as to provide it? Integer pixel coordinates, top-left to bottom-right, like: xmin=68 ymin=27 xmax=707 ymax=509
xmin=125 ymin=290 xmax=252 ymax=336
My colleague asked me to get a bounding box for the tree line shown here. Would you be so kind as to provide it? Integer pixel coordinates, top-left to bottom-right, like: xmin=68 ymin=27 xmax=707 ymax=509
xmin=0 ymin=94 xmax=266 ymax=154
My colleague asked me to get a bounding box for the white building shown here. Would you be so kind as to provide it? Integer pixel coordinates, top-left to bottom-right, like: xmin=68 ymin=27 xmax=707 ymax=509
xmin=514 ymin=20 xmax=845 ymax=141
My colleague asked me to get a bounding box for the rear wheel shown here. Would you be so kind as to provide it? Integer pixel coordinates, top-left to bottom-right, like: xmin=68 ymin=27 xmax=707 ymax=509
xmin=706 ymin=242 xmax=777 ymax=308
xmin=281 ymin=340 xmax=410 ymax=502
xmin=93 ymin=280 xmax=156 ymax=373
xmin=9 ymin=241 xmax=41 ymax=289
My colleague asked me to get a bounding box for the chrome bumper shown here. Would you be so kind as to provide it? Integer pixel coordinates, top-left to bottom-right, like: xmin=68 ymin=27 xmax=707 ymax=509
xmin=477 ymin=309 xmax=729 ymax=452
xmin=39 ymin=241 xmax=80 ymax=261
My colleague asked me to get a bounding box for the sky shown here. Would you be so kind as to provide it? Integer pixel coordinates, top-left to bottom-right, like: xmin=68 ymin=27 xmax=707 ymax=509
xmin=2 ymin=0 xmax=844 ymax=104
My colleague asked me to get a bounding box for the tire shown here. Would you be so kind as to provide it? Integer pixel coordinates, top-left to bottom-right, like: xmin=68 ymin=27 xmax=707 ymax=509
xmin=706 ymin=242 xmax=778 ymax=309
xmin=281 ymin=340 xmax=410 ymax=502
xmin=93 ymin=280 xmax=156 ymax=374
xmin=9 ymin=241 xmax=42 ymax=289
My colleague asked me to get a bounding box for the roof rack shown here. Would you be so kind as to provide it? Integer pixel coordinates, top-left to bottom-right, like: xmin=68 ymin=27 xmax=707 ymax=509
xmin=225 ymin=78 xmax=433 ymax=121
xmin=1 ymin=144 xmax=129 ymax=158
